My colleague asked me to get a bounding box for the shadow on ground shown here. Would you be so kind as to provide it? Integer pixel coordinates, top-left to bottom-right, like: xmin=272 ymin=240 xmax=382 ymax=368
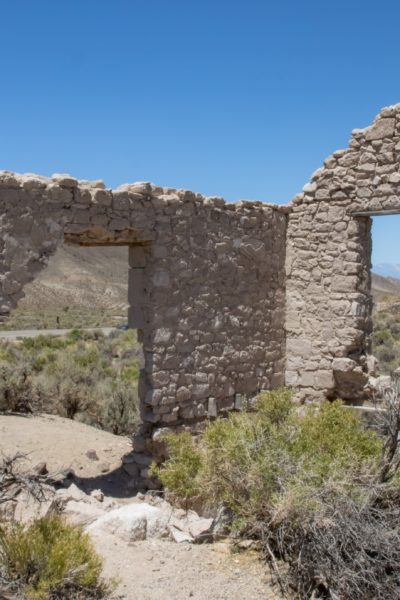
xmin=57 ymin=465 xmax=139 ymax=499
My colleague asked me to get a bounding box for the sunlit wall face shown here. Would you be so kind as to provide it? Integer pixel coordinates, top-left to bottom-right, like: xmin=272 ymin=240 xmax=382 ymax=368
xmin=372 ymin=215 xmax=400 ymax=277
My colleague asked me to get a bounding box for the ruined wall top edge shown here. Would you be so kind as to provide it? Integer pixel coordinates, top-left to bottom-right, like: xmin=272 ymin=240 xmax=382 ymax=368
xmin=0 ymin=170 xmax=291 ymax=215
xmin=290 ymin=102 xmax=400 ymax=207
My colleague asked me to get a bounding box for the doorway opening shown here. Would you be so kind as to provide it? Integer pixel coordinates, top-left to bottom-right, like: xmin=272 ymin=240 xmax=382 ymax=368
xmin=0 ymin=243 xmax=144 ymax=437
xmin=371 ymin=214 xmax=400 ymax=375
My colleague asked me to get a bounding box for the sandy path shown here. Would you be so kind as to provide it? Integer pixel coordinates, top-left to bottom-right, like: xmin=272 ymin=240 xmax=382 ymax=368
xmin=94 ymin=534 xmax=276 ymax=600
xmin=0 ymin=414 xmax=278 ymax=599
xmin=0 ymin=414 xmax=134 ymax=497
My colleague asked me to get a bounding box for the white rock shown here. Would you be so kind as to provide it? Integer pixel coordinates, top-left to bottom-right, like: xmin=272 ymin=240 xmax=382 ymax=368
xmin=56 ymin=483 xmax=88 ymax=503
xmin=86 ymin=502 xmax=172 ymax=542
xmin=63 ymin=500 xmax=105 ymax=527
xmin=168 ymin=524 xmax=194 ymax=543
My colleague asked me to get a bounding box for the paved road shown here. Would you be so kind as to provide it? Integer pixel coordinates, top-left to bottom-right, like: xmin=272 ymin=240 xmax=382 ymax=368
xmin=0 ymin=327 xmax=115 ymax=340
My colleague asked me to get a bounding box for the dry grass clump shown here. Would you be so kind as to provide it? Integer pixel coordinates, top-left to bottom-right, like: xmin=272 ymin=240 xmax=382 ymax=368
xmin=264 ymin=482 xmax=400 ymax=600
xmin=0 ymin=329 xmax=141 ymax=436
xmin=155 ymin=388 xmax=400 ymax=599
xmin=0 ymin=456 xmax=113 ymax=600
xmin=0 ymin=514 xmax=113 ymax=599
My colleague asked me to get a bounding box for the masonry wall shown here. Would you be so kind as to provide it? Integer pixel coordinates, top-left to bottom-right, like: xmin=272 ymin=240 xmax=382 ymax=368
xmin=134 ymin=195 xmax=287 ymax=428
xmin=0 ymin=172 xmax=287 ymax=441
xmin=285 ymin=104 xmax=400 ymax=401
xmin=3 ymin=102 xmax=400 ymax=462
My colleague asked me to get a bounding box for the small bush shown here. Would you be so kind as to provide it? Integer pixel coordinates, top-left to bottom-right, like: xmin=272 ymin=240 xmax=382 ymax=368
xmin=155 ymin=390 xmax=382 ymax=527
xmin=152 ymin=432 xmax=203 ymax=503
xmin=0 ymin=514 xmax=112 ymax=599
xmin=0 ymin=330 xmax=142 ymax=436
xmin=156 ymin=386 xmax=400 ymax=599
xmin=99 ymin=382 xmax=140 ymax=435
xmin=0 ymin=363 xmax=39 ymax=413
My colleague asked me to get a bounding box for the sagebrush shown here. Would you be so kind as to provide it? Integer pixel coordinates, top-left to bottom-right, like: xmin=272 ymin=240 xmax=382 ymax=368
xmin=0 ymin=514 xmax=113 ymax=599
xmin=153 ymin=389 xmax=382 ymax=521
xmin=154 ymin=388 xmax=400 ymax=599
xmin=0 ymin=329 xmax=141 ymax=435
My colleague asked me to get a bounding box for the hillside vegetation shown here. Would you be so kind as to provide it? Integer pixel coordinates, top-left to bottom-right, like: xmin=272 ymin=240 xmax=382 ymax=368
xmin=372 ymin=273 xmax=400 ymax=373
xmin=0 ymin=329 xmax=141 ymax=435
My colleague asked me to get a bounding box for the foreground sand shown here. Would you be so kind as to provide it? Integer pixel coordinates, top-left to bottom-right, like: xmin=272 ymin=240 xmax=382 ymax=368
xmin=0 ymin=413 xmax=278 ymax=599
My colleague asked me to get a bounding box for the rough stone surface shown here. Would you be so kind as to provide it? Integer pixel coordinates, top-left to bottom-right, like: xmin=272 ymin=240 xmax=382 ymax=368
xmin=0 ymin=174 xmax=286 ymax=449
xmin=2 ymin=103 xmax=400 ymax=453
xmin=286 ymin=104 xmax=400 ymax=402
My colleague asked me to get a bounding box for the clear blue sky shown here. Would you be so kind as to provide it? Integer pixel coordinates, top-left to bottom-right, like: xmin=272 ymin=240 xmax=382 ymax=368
xmin=1 ymin=1 xmax=400 ymax=262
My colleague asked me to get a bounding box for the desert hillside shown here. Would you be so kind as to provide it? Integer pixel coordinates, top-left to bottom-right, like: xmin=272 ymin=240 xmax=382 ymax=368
xmin=18 ymin=245 xmax=129 ymax=312
xmin=372 ymin=272 xmax=400 ymax=301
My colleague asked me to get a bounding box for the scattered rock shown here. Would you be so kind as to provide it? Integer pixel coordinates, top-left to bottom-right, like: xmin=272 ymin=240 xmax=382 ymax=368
xmin=63 ymin=499 xmax=105 ymax=527
xmin=168 ymin=525 xmax=193 ymax=543
xmin=90 ymin=489 xmax=104 ymax=503
xmin=86 ymin=502 xmax=172 ymax=542
xmin=86 ymin=449 xmax=99 ymax=461
xmin=34 ymin=461 xmax=48 ymax=475
xmin=55 ymin=482 xmax=88 ymax=503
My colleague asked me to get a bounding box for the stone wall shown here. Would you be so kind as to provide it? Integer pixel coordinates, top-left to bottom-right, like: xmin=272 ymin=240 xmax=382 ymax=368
xmin=3 ymin=102 xmax=400 ymax=454
xmin=0 ymin=172 xmax=287 ymax=440
xmin=285 ymin=104 xmax=400 ymax=401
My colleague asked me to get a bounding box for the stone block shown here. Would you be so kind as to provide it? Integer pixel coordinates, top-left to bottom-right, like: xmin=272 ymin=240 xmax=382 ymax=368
xmin=129 ymin=245 xmax=146 ymax=268
xmin=365 ymin=118 xmax=395 ymax=141
xmin=207 ymin=398 xmax=217 ymax=417
xmin=314 ymin=370 xmax=334 ymax=389
xmin=152 ymin=270 xmax=170 ymax=287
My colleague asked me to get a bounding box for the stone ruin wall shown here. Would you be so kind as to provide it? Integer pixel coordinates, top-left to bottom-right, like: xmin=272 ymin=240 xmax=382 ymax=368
xmin=286 ymin=104 xmax=400 ymax=402
xmin=3 ymin=103 xmax=400 ymax=470
xmin=0 ymin=173 xmax=287 ymax=460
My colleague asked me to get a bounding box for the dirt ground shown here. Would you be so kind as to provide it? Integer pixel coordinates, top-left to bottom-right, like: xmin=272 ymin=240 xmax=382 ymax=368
xmin=0 ymin=414 xmax=278 ymax=600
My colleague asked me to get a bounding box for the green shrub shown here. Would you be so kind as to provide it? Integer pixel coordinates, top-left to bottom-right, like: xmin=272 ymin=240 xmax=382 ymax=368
xmin=151 ymin=432 xmax=203 ymax=503
xmin=0 ymin=363 xmax=39 ymax=413
xmin=154 ymin=390 xmax=383 ymax=526
xmin=0 ymin=330 xmax=141 ymax=437
xmin=290 ymin=401 xmax=381 ymax=483
xmin=0 ymin=514 xmax=112 ymax=599
xmin=99 ymin=382 xmax=140 ymax=435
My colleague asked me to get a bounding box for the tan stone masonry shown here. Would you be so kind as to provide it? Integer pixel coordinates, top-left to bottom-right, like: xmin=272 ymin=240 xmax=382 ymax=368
xmin=2 ymin=104 xmax=400 ymax=473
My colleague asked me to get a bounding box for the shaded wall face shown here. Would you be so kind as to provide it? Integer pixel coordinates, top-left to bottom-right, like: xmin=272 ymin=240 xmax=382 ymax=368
xmin=286 ymin=105 xmax=400 ymax=401
xmin=286 ymin=201 xmax=372 ymax=401
xmin=137 ymin=200 xmax=288 ymax=425
xmin=0 ymin=171 xmax=287 ymax=427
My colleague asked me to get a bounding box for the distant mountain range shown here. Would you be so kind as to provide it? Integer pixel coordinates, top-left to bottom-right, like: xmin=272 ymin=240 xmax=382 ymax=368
xmin=371 ymin=272 xmax=400 ymax=297
xmin=373 ymin=263 xmax=400 ymax=279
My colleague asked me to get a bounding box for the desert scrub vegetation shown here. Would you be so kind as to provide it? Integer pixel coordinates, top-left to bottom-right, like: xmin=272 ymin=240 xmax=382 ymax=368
xmin=372 ymin=306 xmax=400 ymax=373
xmin=0 ymin=329 xmax=141 ymax=435
xmin=0 ymin=306 xmax=126 ymax=330
xmin=154 ymin=390 xmax=382 ymax=515
xmin=154 ymin=388 xmax=400 ymax=599
xmin=0 ymin=514 xmax=113 ymax=599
